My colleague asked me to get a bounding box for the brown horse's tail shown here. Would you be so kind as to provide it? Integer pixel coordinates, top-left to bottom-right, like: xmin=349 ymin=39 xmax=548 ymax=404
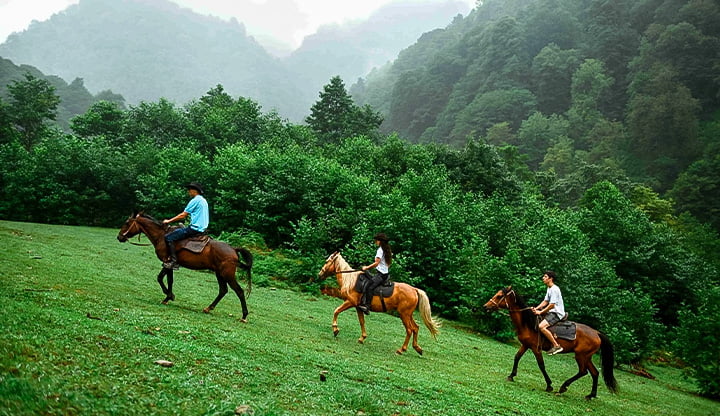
xmin=599 ymin=332 xmax=618 ymax=393
xmin=416 ymin=289 xmax=441 ymax=340
xmin=235 ymin=247 xmax=253 ymax=296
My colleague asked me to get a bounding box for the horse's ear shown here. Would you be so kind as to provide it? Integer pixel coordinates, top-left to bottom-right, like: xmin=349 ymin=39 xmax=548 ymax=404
xmin=137 ymin=210 xmax=145 ymax=217
xmin=506 ymin=285 xmax=512 ymax=291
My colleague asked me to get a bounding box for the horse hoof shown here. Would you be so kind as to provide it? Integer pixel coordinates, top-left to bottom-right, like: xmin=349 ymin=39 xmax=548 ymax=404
xmin=161 ymin=300 xmax=168 ymax=305
xmin=558 ymin=386 xmax=567 ymax=394
xmin=507 ymin=376 xmax=515 ymax=382
xmin=584 ymin=395 xmax=596 ymax=400
xmin=547 ymin=387 xmax=555 ymax=393
xmin=202 ymin=308 xmax=211 ymax=314
xmin=333 ymin=329 xmax=339 ymax=337
xmin=357 ymin=339 xmax=365 ymax=344
xmin=240 ymin=318 xmax=248 ymax=323
xmin=395 ymin=349 xmax=404 ymax=355
xmin=414 ymin=347 xmax=423 ymax=355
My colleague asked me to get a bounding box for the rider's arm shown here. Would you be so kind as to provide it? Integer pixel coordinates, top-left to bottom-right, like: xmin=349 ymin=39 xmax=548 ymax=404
xmin=533 ymin=300 xmax=549 ymax=314
xmin=362 ymin=257 xmax=381 ymax=271
xmin=163 ymin=211 xmax=189 ymax=224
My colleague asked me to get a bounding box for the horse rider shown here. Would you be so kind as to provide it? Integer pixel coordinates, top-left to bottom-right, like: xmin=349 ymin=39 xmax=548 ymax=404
xmin=532 ymin=270 xmax=565 ymax=355
xmin=162 ymin=182 xmax=209 ymax=270
xmin=358 ymin=233 xmax=393 ymax=315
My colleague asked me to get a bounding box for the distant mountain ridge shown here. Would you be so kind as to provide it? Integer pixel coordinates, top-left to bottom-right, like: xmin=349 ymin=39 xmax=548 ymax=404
xmin=0 ymin=0 xmax=470 ymax=121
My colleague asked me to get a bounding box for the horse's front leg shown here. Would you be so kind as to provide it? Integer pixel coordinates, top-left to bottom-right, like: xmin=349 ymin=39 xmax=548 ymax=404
xmin=332 ymin=300 xmax=355 ymax=338
xmin=356 ymin=309 xmax=368 ymax=344
xmin=508 ymin=344 xmax=528 ymax=382
xmin=530 ymin=347 xmax=553 ymax=392
xmin=157 ymin=269 xmax=175 ymax=304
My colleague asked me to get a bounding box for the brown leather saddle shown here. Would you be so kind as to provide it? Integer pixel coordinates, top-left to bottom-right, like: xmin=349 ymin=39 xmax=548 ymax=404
xmin=175 ymin=234 xmax=211 ymax=253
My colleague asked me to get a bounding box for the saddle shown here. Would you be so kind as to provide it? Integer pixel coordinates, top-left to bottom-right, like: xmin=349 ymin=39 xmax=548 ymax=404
xmin=174 ymin=233 xmax=211 ymax=253
xmin=549 ymin=314 xmax=577 ymax=341
xmin=354 ymin=273 xmax=395 ymax=297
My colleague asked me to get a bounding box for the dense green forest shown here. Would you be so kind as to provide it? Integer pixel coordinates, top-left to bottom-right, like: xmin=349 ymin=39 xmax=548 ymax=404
xmin=352 ymin=0 xmax=720 ymax=216
xmin=1 ymin=0 xmax=719 ymax=400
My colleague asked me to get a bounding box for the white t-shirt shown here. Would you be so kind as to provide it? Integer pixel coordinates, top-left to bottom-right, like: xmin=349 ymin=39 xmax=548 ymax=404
xmin=544 ymin=284 xmax=565 ymax=317
xmin=375 ymin=247 xmax=389 ymax=274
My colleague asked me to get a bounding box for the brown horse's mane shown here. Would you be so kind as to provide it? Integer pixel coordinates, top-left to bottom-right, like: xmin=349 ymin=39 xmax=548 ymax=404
xmin=504 ymin=287 xmax=539 ymax=331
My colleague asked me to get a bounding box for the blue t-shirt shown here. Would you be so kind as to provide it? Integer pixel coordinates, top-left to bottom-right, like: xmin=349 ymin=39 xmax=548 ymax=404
xmin=184 ymin=195 xmax=209 ymax=232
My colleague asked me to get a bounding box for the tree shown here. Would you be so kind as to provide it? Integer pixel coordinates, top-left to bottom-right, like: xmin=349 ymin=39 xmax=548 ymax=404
xmin=306 ymin=76 xmax=383 ymax=144
xmin=6 ymin=73 xmax=60 ymax=151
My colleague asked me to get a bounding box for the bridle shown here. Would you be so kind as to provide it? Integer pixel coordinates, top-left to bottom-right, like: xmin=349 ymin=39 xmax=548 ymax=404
xmin=319 ymin=254 xmax=361 ymax=279
xmin=488 ymin=289 xmax=532 ymax=312
xmin=121 ymin=216 xmax=153 ymax=246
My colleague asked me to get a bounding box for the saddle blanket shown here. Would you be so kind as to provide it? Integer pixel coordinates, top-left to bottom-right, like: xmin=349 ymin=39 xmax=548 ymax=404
xmin=550 ymin=321 xmax=577 ymax=341
xmin=176 ymin=234 xmax=211 ymax=253
xmin=354 ymin=273 xmax=395 ymax=297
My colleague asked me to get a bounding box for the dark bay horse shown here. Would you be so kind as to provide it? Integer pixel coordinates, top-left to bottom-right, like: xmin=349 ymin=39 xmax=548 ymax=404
xmin=317 ymin=252 xmax=441 ymax=355
xmin=117 ymin=212 xmax=253 ymax=322
xmin=484 ymin=287 xmax=618 ymax=399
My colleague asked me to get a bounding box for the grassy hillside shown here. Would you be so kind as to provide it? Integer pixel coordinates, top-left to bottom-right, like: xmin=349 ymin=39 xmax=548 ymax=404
xmin=0 ymin=220 xmax=717 ymax=415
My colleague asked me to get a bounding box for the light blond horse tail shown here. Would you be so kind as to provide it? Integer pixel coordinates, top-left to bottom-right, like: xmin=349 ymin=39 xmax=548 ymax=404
xmin=417 ymin=289 xmax=441 ymax=339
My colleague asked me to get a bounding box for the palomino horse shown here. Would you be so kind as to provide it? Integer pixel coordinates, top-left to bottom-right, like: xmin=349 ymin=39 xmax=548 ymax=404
xmin=484 ymin=287 xmax=618 ymax=399
xmin=317 ymin=252 xmax=440 ymax=355
xmin=117 ymin=212 xmax=253 ymax=322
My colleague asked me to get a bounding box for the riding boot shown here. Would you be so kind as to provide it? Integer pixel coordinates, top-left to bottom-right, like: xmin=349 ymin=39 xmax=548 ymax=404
xmin=358 ymin=292 xmax=371 ymax=315
xmin=164 ymin=242 xmax=180 ymax=270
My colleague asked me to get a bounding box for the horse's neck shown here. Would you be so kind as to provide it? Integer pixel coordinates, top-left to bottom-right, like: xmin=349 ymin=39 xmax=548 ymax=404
xmin=507 ymin=303 xmax=537 ymax=335
xmin=137 ymin=218 xmax=167 ymax=248
xmin=334 ymin=256 xmax=356 ymax=288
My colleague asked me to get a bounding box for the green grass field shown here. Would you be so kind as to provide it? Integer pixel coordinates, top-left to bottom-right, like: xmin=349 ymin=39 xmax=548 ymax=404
xmin=1 ymin=220 xmax=718 ymax=416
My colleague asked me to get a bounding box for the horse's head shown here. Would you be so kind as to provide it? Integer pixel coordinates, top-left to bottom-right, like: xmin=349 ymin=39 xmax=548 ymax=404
xmin=117 ymin=212 xmax=144 ymax=242
xmin=484 ymin=286 xmax=515 ymax=312
xmin=317 ymin=251 xmax=340 ymax=281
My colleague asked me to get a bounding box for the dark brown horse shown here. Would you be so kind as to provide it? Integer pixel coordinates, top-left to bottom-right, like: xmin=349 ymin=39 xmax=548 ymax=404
xmin=317 ymin=252 xmax=440 ymax=355
xmin=484 ymin=287 xmax=618 ymax=399
xmin=117 ymin=212 xmax=253 ymax=322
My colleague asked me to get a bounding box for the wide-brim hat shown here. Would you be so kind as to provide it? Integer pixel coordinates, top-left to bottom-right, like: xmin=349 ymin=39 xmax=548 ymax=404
xmin=186 ymin=182 xmax=204 ymax=194
xmin=373 ymin=233 xmax=389 ymax=242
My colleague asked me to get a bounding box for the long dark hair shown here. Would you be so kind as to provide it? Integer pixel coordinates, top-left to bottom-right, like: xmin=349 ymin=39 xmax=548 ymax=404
xmin=374 ymin=233 xmax=393 ymax=266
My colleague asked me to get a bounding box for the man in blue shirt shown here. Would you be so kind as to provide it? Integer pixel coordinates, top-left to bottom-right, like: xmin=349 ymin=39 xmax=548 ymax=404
xmin=162 ymin=182 xmax=209 ymax=270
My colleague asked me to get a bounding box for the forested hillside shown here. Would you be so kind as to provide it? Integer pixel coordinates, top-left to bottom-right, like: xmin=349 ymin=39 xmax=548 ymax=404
xmin=353 ymin=0 xmax=720 ymax=217
xmin=0 ymin=0 xmax=468 ymax=121
xmin=0 ymin=57 xmax=124 ymax=130
xmin=286 ymin=0 xmax=469 ymax=116
xmin=0 ymin=0 xmax=306 ymax=119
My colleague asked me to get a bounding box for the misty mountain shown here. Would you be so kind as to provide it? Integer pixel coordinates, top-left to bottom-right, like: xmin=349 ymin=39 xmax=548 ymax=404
xmin=0 ymin=56 xmax=124 ymax=131
xmin=0 ymin=0 xmax=307 ymax=119
xmin=0 ymin=0 xmax=470 ymax=121
xmin=285 ymin=0 xmax=470 ymax=114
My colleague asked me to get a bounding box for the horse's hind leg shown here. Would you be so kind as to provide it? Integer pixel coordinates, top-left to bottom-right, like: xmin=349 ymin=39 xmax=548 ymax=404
xmin=227 ymin=277 xmax=249 ymax=323
xmin=396 ymin=313 xmax=417 ymax=355
xmin=204 ymin=274 xmax=228 ymax=314
xmin=157 ymin=269 xmax=175 ymax=304
xmin=558 ymin=355 xmax=590 ymax=396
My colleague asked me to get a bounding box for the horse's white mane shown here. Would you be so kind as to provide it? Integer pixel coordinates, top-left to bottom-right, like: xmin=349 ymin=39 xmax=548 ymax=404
xmin=334 ymin=253 xmax=361 ymax=297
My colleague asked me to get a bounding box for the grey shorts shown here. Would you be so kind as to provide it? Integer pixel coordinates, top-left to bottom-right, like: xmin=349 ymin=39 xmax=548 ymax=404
xmin=543 ymin=312 xmax=563 ymax=326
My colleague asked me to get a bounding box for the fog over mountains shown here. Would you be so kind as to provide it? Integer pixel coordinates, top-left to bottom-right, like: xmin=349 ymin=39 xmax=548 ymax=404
xmin=0 ymin=0 xmax=470 ymax=121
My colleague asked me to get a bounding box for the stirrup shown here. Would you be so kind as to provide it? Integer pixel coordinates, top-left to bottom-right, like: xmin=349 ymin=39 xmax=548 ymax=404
xmin=163 ymin=261 xmax=179 ymax=270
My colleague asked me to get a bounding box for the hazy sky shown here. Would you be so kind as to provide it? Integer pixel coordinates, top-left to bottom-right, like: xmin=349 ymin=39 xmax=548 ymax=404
xmin=0 ymin=0 xmax=476 ymax=51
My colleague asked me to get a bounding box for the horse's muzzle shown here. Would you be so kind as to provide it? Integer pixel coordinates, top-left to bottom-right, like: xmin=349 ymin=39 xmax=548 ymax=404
xmin=117 ymin=234 xmax=128 ymax=242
